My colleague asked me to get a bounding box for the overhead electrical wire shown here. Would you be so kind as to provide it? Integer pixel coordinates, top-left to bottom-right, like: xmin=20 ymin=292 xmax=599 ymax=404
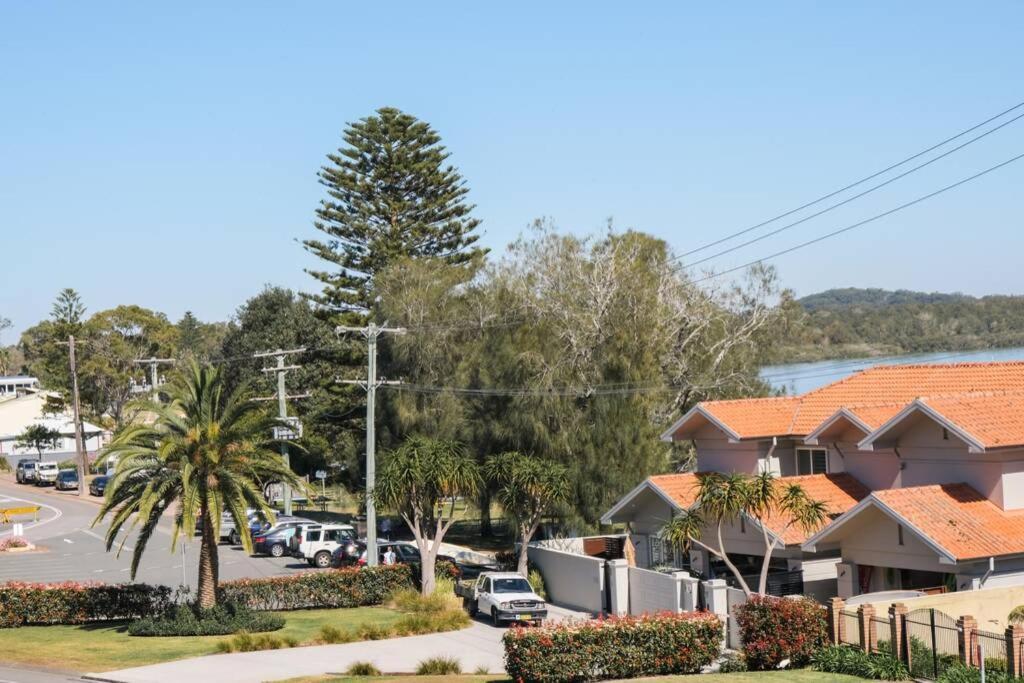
xmin=680 ymin=108 xmax=1024 ymax=270
xmin=675 ymin=98 xmax=1024 ymax=261
xmin=689 ymin=150 xmax=1024 ymax=285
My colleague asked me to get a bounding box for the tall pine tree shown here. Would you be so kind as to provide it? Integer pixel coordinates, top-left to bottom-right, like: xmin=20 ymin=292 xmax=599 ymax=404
xmin=302 ymin=107 xmax=486 ymax=318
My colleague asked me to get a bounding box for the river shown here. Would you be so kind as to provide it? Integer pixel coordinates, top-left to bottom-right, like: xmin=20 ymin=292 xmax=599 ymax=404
xmin=760 ymin=346 xmax=1024 ymax=394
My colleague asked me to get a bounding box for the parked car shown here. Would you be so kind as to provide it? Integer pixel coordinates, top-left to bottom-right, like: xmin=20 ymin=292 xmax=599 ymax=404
xmin=89 ymin=475 xmax=108 ymax=496
xmin=193 ymin=510 xmax=259 ymax=544
xmin=356 ymin=540 xmax=461 ymax=577
xmin=34 ymin=461 xmax=59 ymax=486
xmin=55 ymin=469 xmax=79 ymax=490
xmin=252 ymin=517 xmax=314 ymax=557
xmin=455 ymin=571 xmax=547 ymax=626
xmin=15 ymin=459 xmax=38 ymax=484
xmin=291 ymin=523 xmax=358 ymax=568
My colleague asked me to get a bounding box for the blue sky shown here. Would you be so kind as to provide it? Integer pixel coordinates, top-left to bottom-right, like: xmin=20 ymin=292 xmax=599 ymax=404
xmin=2 ymin=2 xmax=1023 ymax=339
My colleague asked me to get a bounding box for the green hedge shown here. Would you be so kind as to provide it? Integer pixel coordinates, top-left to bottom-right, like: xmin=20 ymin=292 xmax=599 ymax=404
xmin=0 ymin=582 xmax=173 ymax=628
xmin=734 ymin=595 xmax=828 ymax=670
xmin=503 ymin=611 xmax=721 ymax=682
xmin=218 ymin=564 xmax=412 ymax=611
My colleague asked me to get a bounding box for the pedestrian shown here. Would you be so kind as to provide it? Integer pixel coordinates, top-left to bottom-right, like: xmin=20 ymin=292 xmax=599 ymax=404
xmin=382 ymin=546 xmax=396 ymax=566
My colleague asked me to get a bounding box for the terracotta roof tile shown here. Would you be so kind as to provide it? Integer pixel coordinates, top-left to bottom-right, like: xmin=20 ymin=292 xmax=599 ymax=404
xmin=758 ymin=473 xmax=870 ymax=545
xmin=648 ymin=472 xmax=869 ymax=546
xmin=872 ymin=484 xmax=1024 ymax=560
xmin=671 ymin=362 xmax=1024 ymax=445
xmin=922 ymin=393 xmax=1024 ymax=449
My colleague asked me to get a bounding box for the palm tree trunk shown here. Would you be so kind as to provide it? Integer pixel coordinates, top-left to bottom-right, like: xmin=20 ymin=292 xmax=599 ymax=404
xmin=420 ymin=546 xmax=437 ymax=596
xmin=197 ymin=506 xmax=219 ymax=609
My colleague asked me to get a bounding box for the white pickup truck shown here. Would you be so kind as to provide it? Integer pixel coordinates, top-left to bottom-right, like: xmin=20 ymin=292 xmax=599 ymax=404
xmin=35 ymin=462 xmax=59 ymax=486
xmin=456 ymin=571 xmax=547 ymax=627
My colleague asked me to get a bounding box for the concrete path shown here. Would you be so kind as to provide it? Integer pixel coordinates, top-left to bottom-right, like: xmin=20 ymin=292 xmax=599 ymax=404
xmin=92 ymin=606 xmax=588 ymax=683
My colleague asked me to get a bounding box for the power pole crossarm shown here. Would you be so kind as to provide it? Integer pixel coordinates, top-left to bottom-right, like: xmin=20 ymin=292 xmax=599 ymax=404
xmin=254 ymin=348 xmax=307 ymax=516
xmin=335 ymin=323 xmax=406 ymax=567
xmin=132 ymin=357 xmax=175 ymax=402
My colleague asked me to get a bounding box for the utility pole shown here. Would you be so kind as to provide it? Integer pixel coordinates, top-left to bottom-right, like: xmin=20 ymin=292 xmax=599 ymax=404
xmin=61 ymin=336 xmax=88 ymax=498
xmin=336 ymin=322 xmax=405 ymax=566
xmin=133 ymin=357 xmax=175 ymax=402
xmin=253 ymin=348 xmax=309 ymax=516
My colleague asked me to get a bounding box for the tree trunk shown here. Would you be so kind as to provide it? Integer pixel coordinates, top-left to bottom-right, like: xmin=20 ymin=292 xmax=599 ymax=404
xmin=758 ymin=533 xmax=781 ymax=596
xmin=516 ymin=522 xmax=539 ymax=576
xmin=420 ymin=544 xmax=437 ymax=596
xmin=197 ymin=505 xmax=219 ymax=608
xmin=479 ymin=487 xmax=492 ymax=537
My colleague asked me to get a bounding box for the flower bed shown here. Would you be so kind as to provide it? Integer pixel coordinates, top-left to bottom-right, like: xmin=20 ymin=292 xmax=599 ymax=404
xmin=503 ymin=611 xmax=721 ymax=682
xmin=218 ymin=564 xmax=412 ymax=611
xmin=0 ymin=582 xmax=173 ymax=628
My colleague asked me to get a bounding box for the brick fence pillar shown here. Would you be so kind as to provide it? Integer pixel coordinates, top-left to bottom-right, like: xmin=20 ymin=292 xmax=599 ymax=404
xmin=957 ymin=615 xmax=977 ymax=667
xmin=890 ymin=603 xmax=910 ymax=669
xmin=858 ymin=603 xmax=876 ymax=653
xmin=828 ymin=597 xmax=845 ymax=645
xmin=1006 ymin=624 xmax=1024 ymax=677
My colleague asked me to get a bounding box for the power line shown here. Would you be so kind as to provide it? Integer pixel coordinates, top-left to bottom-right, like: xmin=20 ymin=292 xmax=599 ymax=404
xmin=691 ymin=150 xmax=1024 ymax=285
xmin=675 ymin=98 xmax=1024 ymax=261
xmin=680 ymin=108 xmax=1024 ymax=269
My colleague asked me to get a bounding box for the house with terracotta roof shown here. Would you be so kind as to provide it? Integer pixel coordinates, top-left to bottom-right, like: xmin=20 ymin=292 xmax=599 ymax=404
xmin=603 ymin=361 xmax=1024 ymax=599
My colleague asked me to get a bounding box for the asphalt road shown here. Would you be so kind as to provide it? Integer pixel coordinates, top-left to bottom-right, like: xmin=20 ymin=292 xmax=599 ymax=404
xmin=0 ymin=478 xmax=313 ymax=588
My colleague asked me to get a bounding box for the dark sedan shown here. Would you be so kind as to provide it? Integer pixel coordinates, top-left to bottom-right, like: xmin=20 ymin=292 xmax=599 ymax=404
xmin=55 ymin=469 xmax=79 ymax=491
xmin=89 ymin=475 xmax=108 ymax=496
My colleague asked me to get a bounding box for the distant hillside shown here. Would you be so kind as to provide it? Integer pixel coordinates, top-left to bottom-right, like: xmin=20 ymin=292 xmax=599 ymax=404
xmin=778 ymin=287 xmax=1024 ymax=362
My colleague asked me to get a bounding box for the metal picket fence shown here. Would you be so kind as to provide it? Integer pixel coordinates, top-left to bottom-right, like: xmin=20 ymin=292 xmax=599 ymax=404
xmin=870 ymin=613 xmax=892 ymax=654
xmin=974 ymin=628 xmax=1009 ymax=676
xmin=840 ymin=608 xmax=861 ymax=647
xmin=905 ymin=608 xmax=959 ymax=680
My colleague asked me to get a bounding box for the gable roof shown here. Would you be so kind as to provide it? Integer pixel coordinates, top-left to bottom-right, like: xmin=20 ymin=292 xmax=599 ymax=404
xmin=607 ymin=471 xmax=868 ymax=546
xmin=804 ymin=483 xmax=1024 ymax=562
xmin=664 ymin=362 xmax=1024 ymax=448
xmin=754 ymin=473 xmax=870 ymax=545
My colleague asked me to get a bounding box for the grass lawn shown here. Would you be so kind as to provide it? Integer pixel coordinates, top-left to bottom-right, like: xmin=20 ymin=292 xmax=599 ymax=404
xmin=0 ymin=607 xmax=402 ymax=673
xmin=276 ymin=672 xmax=862 ymax=683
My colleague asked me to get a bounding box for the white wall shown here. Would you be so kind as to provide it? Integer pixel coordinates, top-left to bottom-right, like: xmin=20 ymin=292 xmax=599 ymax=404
xmin=527 ymin=545 xmax=605 ymax=613
xmin=693 ymin=424 xmax=767 ymax=474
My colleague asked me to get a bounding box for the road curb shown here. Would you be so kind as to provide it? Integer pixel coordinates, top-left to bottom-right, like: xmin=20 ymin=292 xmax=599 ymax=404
xmin=0 ymin=473 xmax=105 ymax=507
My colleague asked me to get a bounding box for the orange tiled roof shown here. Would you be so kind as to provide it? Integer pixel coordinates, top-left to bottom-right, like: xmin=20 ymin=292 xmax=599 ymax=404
xmin=672 ymin=362 xmax=1024 ymax=445
xmin=872 ymin=484 xmax=1024 ymax=560
xmin=648 ymin=472 xmax=705 ymax=509
xmin=648 ymin=471 xmax=869 ymax=546
xmin=921 ymin=393 xmax=1024 ymax=449
xmin=757 ymin=473 xmax=870 ymax=545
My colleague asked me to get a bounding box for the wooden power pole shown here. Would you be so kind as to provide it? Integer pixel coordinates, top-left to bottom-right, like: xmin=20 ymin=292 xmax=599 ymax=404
xmin=65 ymin=335 xmax=87 ymax=498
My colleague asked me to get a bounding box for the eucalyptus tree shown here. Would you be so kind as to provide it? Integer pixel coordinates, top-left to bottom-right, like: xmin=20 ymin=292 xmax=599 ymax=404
xmin=484 ymin=451 xmax=571 ymax=575
xmin=93 ymin=363 xmax=305 ymax=608
xmin=374 ymin=436 xmax=479 ymax=595
xmin=660 ymin=472 xmax=827 ymax=596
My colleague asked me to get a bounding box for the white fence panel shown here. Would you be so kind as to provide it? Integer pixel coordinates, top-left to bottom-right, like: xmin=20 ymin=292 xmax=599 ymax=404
xmin=726 ymin=587 xmax=747 ymax=650
xmin=527 ymin=545 xmax=605 ymax=613
xmin=628 ymin=566 xmax=682 ymax=615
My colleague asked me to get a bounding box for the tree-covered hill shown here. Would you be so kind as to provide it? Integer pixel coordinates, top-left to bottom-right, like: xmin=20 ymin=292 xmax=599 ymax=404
xmin=779 ymin=287 xmax=1024 ymax=361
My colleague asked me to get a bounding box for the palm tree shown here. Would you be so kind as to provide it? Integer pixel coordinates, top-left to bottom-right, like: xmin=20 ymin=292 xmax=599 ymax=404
xmin=661 ymin=472 xmax=826 ymax=597
xmin=93 ymin=362 xmax=305 ymax=608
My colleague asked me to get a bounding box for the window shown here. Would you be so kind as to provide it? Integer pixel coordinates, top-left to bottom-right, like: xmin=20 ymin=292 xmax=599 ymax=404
xmin=796 ymin=448 xmax=828 ymax=475
xmin=897 ymin=524 xmax=904 ymax=546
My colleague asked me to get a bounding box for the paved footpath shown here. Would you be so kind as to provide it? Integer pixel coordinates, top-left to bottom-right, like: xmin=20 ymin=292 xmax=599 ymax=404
xmin=92 ymin=607 xmax=587 ymax=683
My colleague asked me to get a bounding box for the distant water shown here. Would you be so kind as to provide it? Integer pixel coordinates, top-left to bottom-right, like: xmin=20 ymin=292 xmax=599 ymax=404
xmin=760 ymin=346 xmax=1024 ymax=394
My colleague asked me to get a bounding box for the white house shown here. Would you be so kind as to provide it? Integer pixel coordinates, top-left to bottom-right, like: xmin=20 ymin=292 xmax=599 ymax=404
xmin=0 ymin=391 xmax=107 ymax=466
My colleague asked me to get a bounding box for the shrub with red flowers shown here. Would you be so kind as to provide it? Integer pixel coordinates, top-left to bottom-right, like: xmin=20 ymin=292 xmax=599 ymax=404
xmin=734 ymin=595 xmax=827 ymax=670
xmin=503 ymin=611 xmax=721 ymax=682
xmin=0 ymin=537 xmax=30 ymax=552
xmin=0 ymin=581 xmax=173 ymax=628
xmin=218 ymin=564 xmax=412 ymax=611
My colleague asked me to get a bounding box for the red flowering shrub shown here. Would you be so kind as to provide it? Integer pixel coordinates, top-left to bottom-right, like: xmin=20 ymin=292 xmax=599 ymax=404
xmin=503 ymin=611 xmax=721 ymax=682
xmin=734 ymin=595 xmax=827 ymax=670
xmin=218 ymin=564 xmax=411 ymax=611
xmin=0 ymin=581 xmax=173 ymax=628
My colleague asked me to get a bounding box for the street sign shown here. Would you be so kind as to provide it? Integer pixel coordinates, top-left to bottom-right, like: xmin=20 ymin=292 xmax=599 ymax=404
xmin=273 ymin=416 xmax=303 ymax=441
xmin=315 ymin=470 xmax=326 ymax=480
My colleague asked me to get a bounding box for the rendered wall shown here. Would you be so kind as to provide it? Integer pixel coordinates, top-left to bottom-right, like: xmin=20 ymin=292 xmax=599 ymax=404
xmin=527 ymin=545 xmax=605 ymax=614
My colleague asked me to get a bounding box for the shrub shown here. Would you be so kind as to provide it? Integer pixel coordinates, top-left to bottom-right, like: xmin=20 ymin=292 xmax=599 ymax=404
xmin=0 ymin=581 xmax=173 ymax=628
xmin=346 ymin=661 xmax=381 ymax=676
xmin=939 ymin=663 xmax=1024 ymax=683
xmin=389 ymin=577 xmax=460 ymax=614
xmin=317 ymin=624 xmax=356 ymax=644
xmin=215 ymin=630 xmax=298 ymax=653
xmin=503 ymin=611 xmax=721 ymax=682
xmin=811 ymin=645 xmax=910 ymax=681
xmin=393 ymin=608 xmax=470 ymax=635
xmin=528 ymin=569 xmax=547 ymax=601
xmin=0 ymin=537 xmax=29 ymax=552
xmin=356 ymin=622 xmax=395 ymax=640
xmin=718 ymin=652 xmax=747 ymax=673
xmin=734 ymin=595 xmax=827 ymax=670
xmin=218 ymin=564 xmax=411 ymax=611
xmin=128 ymin=602 xmax=284 ymax=636
xmin=416 ymin=656 xmax=461 ymax=675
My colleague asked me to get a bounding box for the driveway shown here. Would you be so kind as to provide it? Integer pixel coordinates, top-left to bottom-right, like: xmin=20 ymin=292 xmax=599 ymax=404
xmin=91 ymin=606 xmax=587 ymax=683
